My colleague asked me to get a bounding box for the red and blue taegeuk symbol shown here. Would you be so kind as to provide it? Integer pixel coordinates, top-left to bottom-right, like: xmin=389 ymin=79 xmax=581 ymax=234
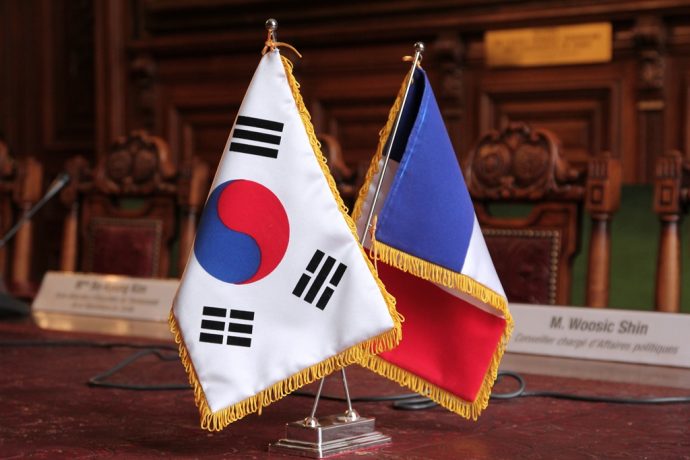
xmin=194 ymin=179 xmax=289 ymax=284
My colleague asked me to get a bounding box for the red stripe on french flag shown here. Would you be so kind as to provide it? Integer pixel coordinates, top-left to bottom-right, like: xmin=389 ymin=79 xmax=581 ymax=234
xmin=376 ymin=262 xmax=507 ymax=402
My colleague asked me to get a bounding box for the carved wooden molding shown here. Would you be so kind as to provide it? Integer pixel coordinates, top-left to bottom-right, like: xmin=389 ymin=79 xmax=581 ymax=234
xmin=466 ymin=122 xmax=582 ymax=201
xmin=586 ymin=152 xmax=622 ymax=215
xmin=654 ymin=150 xmax=690 ymax=217
xmin=95 ymin=130 xmax=177 ymax=195
xmin=59 ymin=130 xmax=211 ymax=277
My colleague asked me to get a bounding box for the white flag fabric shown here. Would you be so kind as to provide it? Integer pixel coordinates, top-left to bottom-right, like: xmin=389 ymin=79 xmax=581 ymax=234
xmin=170 ymin=50 xmax=400 ymax=431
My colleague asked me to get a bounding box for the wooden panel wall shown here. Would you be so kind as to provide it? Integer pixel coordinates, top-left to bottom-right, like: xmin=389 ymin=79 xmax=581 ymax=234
xmin=0 ymin=0 xmax=94 ymax=279
xmin=4 ymin=0 xmax=690 ymax=279
xmin=1 ymin=0 xmax=94 ymax=166
xmin=0 ymin=0 xmax=7 ymax=144
xmin=6 ymin=0 xmax=690 ymax=178
xmin=104 ymin=0 xmax=690 ymax=184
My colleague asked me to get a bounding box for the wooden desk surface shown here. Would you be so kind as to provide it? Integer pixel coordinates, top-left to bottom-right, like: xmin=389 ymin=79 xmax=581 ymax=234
xmin=1 ymin=319 xmax=689 ymax=459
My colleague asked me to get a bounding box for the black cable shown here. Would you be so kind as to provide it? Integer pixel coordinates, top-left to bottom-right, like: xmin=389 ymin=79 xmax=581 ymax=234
xmin=291 ymin=371 xmax=528 ymax=409
xmin=392 ymin=396 xmax=438 ymax=410
xmin=294 ymin=369 xmax=690 ymax=409
xmin=87 ymin=348 xmax=190 ymax=391
xmin=518 ymin=391 xmax=690 ymax=404
xmin=490 ymin=371 xmax=690 ymax=404
xmin=489 ymin=370 xmax=526 ymax=399
xmin=0 ymin=339 xmax=185 ymax=391
xmin=4 ymin=339 xmax=690 ymax=405
xmin=291 ymin=390 xmax=422 ymax=403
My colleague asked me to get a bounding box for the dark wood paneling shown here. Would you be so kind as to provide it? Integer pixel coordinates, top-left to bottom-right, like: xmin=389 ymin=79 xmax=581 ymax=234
xmin=2 ymin=0 xmax=95 ymax=161
xmin=146 ymin=42 xmax=415 ymax=169
xmin=151 ymin=54 xmax=256 ymax=166
xmin=302 ymin=52 xmax=409 ymax=166
xmin=119 ymin=1 xmax=690 ymax=184
xmin=469 ymin=64 xmax=635 ymax=179
xmin=130 ymin=0 xmax=690 ymax=49
xmin=678 ymin=66 xmax=690 ymax=157
xmin=0 ymin=0 xmax=97 ymax=283
xmin=0 ymin=0 xmax=6 ymax=143
xmin=95 ymin=0 xmax=130 ymax=157
xmin=160 ymin=85 xmax=242 ymax=168
xmin=8 ymin=0 xmax=690 ymax=283
xmin=41 ymin=0 xmax=94 ymax=152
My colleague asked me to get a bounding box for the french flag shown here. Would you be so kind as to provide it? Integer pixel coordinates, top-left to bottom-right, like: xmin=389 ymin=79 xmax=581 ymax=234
xmin=354 ymin=67 xmax=512 ymax=420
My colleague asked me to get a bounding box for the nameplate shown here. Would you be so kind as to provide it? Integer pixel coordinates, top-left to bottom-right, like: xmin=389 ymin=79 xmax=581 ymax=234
xmin=507 ymin=303 xmax=690 ymax=368
xmin=485 ymin=22 xmax=612 ymax=68
xmin=32 ymin=271 xmax=178 ymax=322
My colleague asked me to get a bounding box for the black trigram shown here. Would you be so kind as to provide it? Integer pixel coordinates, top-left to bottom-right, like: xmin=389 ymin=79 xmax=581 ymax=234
xmin=228 ymin=115 xmax=284 ymax=159
xmin=292 ymin=249 xmax=347 ymax=310
xmin=199 ymin=306 xmax=255 ymax=347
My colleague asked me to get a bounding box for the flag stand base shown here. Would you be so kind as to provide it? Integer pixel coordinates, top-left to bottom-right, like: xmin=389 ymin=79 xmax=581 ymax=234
xmin=268 ymin=413 xmax=391 ymax=458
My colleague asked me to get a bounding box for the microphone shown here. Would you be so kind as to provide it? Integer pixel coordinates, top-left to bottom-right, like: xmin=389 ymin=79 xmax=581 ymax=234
xmin=0 ymin=172 xmax=71 ymax=316
xmin=0 ymin=172 xmax=71 ymax=249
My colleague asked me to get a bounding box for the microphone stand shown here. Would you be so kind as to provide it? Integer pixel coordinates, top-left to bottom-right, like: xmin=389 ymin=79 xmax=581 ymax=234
xmin=0 ymin=173 xmax=70 ymax=249
xmin=0 ymin=173 xmax=71 ymax=316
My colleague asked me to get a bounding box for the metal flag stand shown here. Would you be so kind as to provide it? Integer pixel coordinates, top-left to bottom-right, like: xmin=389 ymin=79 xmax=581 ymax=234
xmin=268 ymin=21 xmax=425 ymax=457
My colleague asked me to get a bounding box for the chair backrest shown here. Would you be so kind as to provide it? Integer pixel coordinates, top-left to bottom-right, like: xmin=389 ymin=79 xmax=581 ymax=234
xmin=465 ymin=122 xmax=621 ymax=306
xmin=60 ymin=131 xmax=209 ymax=278
xmin=0 ymin=140 xmax=43 ymax=297
xmin=653 ymin=150 xmax=690 ymax=312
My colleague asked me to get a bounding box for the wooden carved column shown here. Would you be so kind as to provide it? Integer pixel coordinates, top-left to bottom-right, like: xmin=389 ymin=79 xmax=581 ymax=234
xmin=633 ymin=16 xmax=667 ymax=183
xmin=177 ymin=157 xmax=210 ymax=276
xmin=59 ymin=156 xmax=92 ymax=273
xmin=0 ymin=143 xmax=12 ymax=280
xmin=431 ymin=33 xmax=465 ymax=161
xmin=585 ymin=153 xmax=622 ymax=308
xmin=653 ymin=150 xmax=689 ymax=312
xmin=0 ymin=142 xmax=43 ymax=297
xmin=11 ymin=157 xmax=42 ymax=296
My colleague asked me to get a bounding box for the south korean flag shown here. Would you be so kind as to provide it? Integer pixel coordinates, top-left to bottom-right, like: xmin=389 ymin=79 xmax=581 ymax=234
xmin=171 ymin=49 xmax=400 ymax=431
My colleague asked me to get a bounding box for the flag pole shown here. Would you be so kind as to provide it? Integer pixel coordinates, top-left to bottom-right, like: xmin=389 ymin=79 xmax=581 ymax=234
xmin=265 ymin=17 xmax=278 ymax=48
xmin=266 ymin=16 xmax=361 ymax=425
xmin=360 ymin=41 xmax=425 ymax=246
xmin=269 ymin=19 xmax=396 ymax=457
xmin=306 ymin=42 xmax=425 ymax=426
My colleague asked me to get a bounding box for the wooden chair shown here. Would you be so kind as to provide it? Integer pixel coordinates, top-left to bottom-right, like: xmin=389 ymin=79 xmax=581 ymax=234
xmin=60 ymin=131 xmax=209 ymax=278
xmin=465 ymin=123 xmax=621 ymax=307
xmin=0 ymin=140 xmax=43 ymax=297
xmin=653 ymin=150 xmax=690 ymax=312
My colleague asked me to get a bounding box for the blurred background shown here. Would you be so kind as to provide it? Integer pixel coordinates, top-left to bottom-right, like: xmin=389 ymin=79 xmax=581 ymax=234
xmin=1 ymin=0 xmax=689 ymax=311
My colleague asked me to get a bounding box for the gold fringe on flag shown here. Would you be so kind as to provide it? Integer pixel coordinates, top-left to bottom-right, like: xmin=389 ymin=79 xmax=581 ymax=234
xmin=370 ymin=240 xmax=508 ymax=314
xmin=281 ymin=54 xmax=402 ymax=339
xmin=351 ymin=65 xmax=513 ymax=420
xmin=169 ymin=312 xmax=400 ymax=431
xmin=169 ymin=52 xmax=402 ymax=432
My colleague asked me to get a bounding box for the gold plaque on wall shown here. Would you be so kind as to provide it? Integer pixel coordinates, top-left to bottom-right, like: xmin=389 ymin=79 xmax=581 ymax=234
xmin=485 ymin=22 xmax=612 ymax=68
